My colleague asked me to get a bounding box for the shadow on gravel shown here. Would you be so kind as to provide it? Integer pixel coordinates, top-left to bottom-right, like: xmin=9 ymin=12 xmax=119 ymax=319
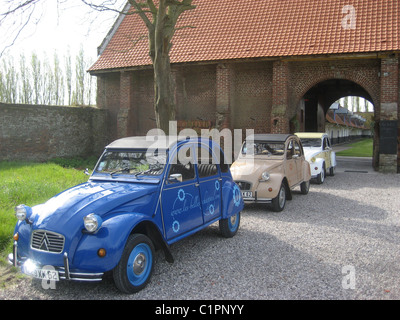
xmin=21 ymin=222 xmax=354 ymax=300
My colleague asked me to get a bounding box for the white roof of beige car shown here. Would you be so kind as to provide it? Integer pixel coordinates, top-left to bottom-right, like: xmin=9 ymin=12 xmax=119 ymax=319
xmin=246 ymin=134 xmax=294 ymax=142
xmin=106 ymin=136 xmax=179 ymax=149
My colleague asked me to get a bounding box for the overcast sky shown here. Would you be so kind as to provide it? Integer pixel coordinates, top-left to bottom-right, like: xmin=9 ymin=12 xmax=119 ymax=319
xmin=0 ymin=0 xmax=125 ymax=61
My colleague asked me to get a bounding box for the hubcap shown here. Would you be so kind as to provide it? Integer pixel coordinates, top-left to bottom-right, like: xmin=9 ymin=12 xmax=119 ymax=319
xmin=126 ymin=243 xmax=152 ymax=286
xmin=133 ymin=253 xmax=146 ymax=275
xmin=279 ymin=186 xmax=286 ymax=207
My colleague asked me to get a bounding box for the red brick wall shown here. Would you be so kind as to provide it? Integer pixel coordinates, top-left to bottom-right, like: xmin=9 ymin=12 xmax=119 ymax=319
xmin=96 ymin=55 xmax=399 ymax=171
xmin=289 ymin=59 xmax=381 ymax=116
xmin=176 ymin=65 xmax=216 ymax=122
xmin=231 ymin=62 xmax=273 ymax=133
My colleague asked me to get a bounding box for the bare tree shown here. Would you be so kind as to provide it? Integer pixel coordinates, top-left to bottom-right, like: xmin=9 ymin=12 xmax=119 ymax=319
xmin=126 ymin=0 xmax=196 ymax=133
xmin=2 ymin=0 xmax=196 ymax=133
xmin=19 ymin=53 xmax=33 ymax=104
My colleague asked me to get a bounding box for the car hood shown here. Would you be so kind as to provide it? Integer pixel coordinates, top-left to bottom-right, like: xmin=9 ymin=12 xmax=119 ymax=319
xmin=230 ymin=158 xmax=282 ymax=180
xmin=30 ymin=181 xmax=159 ymax=232
xmin=302 ymin=147 xmax=322 ymax=160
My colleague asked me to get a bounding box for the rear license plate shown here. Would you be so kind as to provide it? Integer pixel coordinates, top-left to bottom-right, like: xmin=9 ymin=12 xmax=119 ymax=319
xmin=241 ymin=191 xmax=253 ymax=198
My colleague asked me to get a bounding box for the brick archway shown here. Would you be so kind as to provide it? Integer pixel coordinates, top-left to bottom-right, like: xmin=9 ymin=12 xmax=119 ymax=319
xmin=288 ymin=59 xmax=381 ymax=120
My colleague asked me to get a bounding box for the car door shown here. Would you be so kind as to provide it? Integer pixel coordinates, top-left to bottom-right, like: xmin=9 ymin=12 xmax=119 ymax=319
xmin=161 ymin=143 xmax=203 ymax=240
xmin=293 ymin=139 xmax=304 ymax=182
xmin=195 ymin=145 xmax=222 ymax=224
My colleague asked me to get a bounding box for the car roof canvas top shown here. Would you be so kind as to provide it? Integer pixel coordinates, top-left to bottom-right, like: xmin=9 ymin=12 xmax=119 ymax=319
xmin=246 ymin=134 xmax=293 ymax=143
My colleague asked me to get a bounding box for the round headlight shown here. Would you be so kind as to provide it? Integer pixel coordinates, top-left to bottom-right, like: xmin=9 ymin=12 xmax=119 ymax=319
xmin=15 ymin=205 xmax=27 ymax=221
xmin=261 ymin=172 xmax=270 ymax=181
xmin=83 ymin=213 xmax=103 ymax=233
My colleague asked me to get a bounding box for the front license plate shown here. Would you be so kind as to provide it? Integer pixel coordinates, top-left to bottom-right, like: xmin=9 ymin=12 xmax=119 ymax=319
xmin=241 ymin=191 xmax=253 ymax=198
xmin=23 ymin=265 xmax=59 ymax=281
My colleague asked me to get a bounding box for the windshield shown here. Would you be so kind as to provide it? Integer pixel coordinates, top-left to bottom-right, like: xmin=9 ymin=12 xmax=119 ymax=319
xmin=242 ymin=141 xmax=285 ymax=156
xmin=95 ymin=150 xmax=167 ymax=177
xmin=300 ymin=138 xmax=321 ymax=148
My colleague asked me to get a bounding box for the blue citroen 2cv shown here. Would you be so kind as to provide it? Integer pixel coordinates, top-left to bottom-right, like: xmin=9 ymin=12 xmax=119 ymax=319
xmin=9 ymin=136 xmax=243 ymax=293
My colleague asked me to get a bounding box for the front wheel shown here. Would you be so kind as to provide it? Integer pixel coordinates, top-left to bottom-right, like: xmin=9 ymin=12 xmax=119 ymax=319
xmin=316 ymin=165 xmax=325 ymax=184
xmin=271 ymin=183 xmax=286 ymax=212
xmin=219 ymin=211 xmax=240 ymax=238
xmin=113 ymin=234 xmax=155 ymax=294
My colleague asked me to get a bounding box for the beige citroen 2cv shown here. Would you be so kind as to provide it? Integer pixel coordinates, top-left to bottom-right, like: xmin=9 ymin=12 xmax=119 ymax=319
xmin=230 ymin=134 xmax=311 ymax=212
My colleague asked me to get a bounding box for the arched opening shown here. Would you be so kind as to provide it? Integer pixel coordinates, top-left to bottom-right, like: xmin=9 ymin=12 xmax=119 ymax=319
xmin=293 ymin=79 xmax=377 ymax=170
xmin=297 ymin=79 xmax=375 ymax=133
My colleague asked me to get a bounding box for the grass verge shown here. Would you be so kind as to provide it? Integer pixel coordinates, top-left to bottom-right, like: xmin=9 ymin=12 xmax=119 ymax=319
xmin=336 ymin=138 xmax=373 ymax=157
xmin=0 ymin=161 xmax=91 ymax=261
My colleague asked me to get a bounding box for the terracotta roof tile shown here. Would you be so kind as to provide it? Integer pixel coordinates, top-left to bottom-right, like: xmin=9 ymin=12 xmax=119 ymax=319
xmin=90 ymin=0 xmax=400 ymax=72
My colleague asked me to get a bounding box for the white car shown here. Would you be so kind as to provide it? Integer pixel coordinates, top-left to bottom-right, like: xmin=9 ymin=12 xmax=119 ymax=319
xmin=295 ymin=133 xmax=336 ymax=184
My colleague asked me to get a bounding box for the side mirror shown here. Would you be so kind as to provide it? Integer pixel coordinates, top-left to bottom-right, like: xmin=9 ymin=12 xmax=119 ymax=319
xmin=84 ymin=168 xmax=90 ymax=176
xmin=168 ymin=173 xmax=182 ymax=183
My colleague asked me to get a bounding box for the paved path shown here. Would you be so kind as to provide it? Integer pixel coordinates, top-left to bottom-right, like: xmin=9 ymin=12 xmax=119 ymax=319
xmin=332 ymin=142 xmax=374 ymax=174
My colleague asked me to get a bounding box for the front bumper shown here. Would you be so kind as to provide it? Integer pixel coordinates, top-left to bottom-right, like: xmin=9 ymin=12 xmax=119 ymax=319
xmin=241 ymin=191 xmax=272 ymax=204
xmin=8 ymin=241 xmax=103 ymax=282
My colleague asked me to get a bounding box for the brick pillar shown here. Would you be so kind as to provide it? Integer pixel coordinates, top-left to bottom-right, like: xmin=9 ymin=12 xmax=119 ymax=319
xmin=216 ymin=63 xmax=232 ymax=130
xmin=379 ymin=55 xmax=399 ymax=173
xmin=117 ymin=71 xmax=134 ymax=138
xmin=271 ymin=60 xmax=289 ymax=133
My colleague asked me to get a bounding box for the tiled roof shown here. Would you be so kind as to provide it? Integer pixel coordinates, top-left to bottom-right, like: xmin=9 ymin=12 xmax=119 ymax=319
xmin=90 ymin=0 xmax=400 ymax=72
xmin=326 ymin=110 xmax=368 ymax=129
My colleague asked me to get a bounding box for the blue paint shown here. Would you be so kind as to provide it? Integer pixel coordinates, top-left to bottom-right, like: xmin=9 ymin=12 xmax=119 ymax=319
xmin=10 ymin=136 xmax=244 ymax=293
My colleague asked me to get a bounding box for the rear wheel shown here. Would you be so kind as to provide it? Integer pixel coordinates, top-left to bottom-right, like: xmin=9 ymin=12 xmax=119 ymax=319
xmin=113 ymin=234 xmax=155 ymax=294
xmin=219 ymin=211 xmax=241 ymax=238
xmin=300 ymin=180 xmax=310 ymax=194
xmin=271 ymin=183 xmax=286 ymax=212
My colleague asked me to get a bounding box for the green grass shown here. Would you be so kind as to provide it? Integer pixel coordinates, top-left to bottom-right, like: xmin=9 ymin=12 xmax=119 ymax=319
xmin=336 ymin=138 xmax=373 ymax=157
xmin=0 ymin=161 xmax=91 ymax=260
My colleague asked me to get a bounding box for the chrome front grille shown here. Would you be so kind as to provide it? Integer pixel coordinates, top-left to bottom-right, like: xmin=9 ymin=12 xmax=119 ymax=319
xmin=31 ymin=230 xmax=65 ymax=253
xmin=236 ymin=181 xmax=252 ymax=191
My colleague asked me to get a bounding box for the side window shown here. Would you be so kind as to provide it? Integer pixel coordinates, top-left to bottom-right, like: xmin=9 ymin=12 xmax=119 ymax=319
xmin=294 ymin=141 xmax=302 ymax=156
xmin=167 ymin=145 xmax=195 ymax=183
xmin=195 ymin=146 xmax=218 ymax=178
xmin=286 ymin=140 xmax=294 ymax=159
xmin=326 ymin=137 xmax=331 ymax=148
xmin=323 ymin=138 xmax=328 ymax=150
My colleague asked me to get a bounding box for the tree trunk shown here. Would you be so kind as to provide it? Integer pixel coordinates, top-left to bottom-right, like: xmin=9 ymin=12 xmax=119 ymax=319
xmin=153 ymin=57 xmax=175 ymax=134
xmin=151 ymin=0 xmax=176 ymax=135
xmin=130 ymin=0 xmax=195 ymax=135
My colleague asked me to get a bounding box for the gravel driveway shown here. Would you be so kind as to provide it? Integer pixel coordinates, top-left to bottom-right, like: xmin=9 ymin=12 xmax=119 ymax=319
xmin=1 ymin=167 xmax=399 ymax=300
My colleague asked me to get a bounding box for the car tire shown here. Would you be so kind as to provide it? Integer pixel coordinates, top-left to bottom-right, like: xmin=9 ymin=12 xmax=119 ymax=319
xmin=316 ymin=165 xmax=325 ymax=184
xmin=300 ymin=180 xmax=310 ymax=194
xmin=271 ymin=183 xmax=286 ymax=212
xmin=219 ymin=211 xmax=240 ymax=238
xmin=113 ymin=233 xmax=155 ymax=294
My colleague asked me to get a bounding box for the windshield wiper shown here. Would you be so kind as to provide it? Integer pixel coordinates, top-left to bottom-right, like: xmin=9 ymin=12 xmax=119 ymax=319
xmin=110 ymin=168 xmax=152 ymax=177
xmin=110 ymin=167 xmax=136 ymax=175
